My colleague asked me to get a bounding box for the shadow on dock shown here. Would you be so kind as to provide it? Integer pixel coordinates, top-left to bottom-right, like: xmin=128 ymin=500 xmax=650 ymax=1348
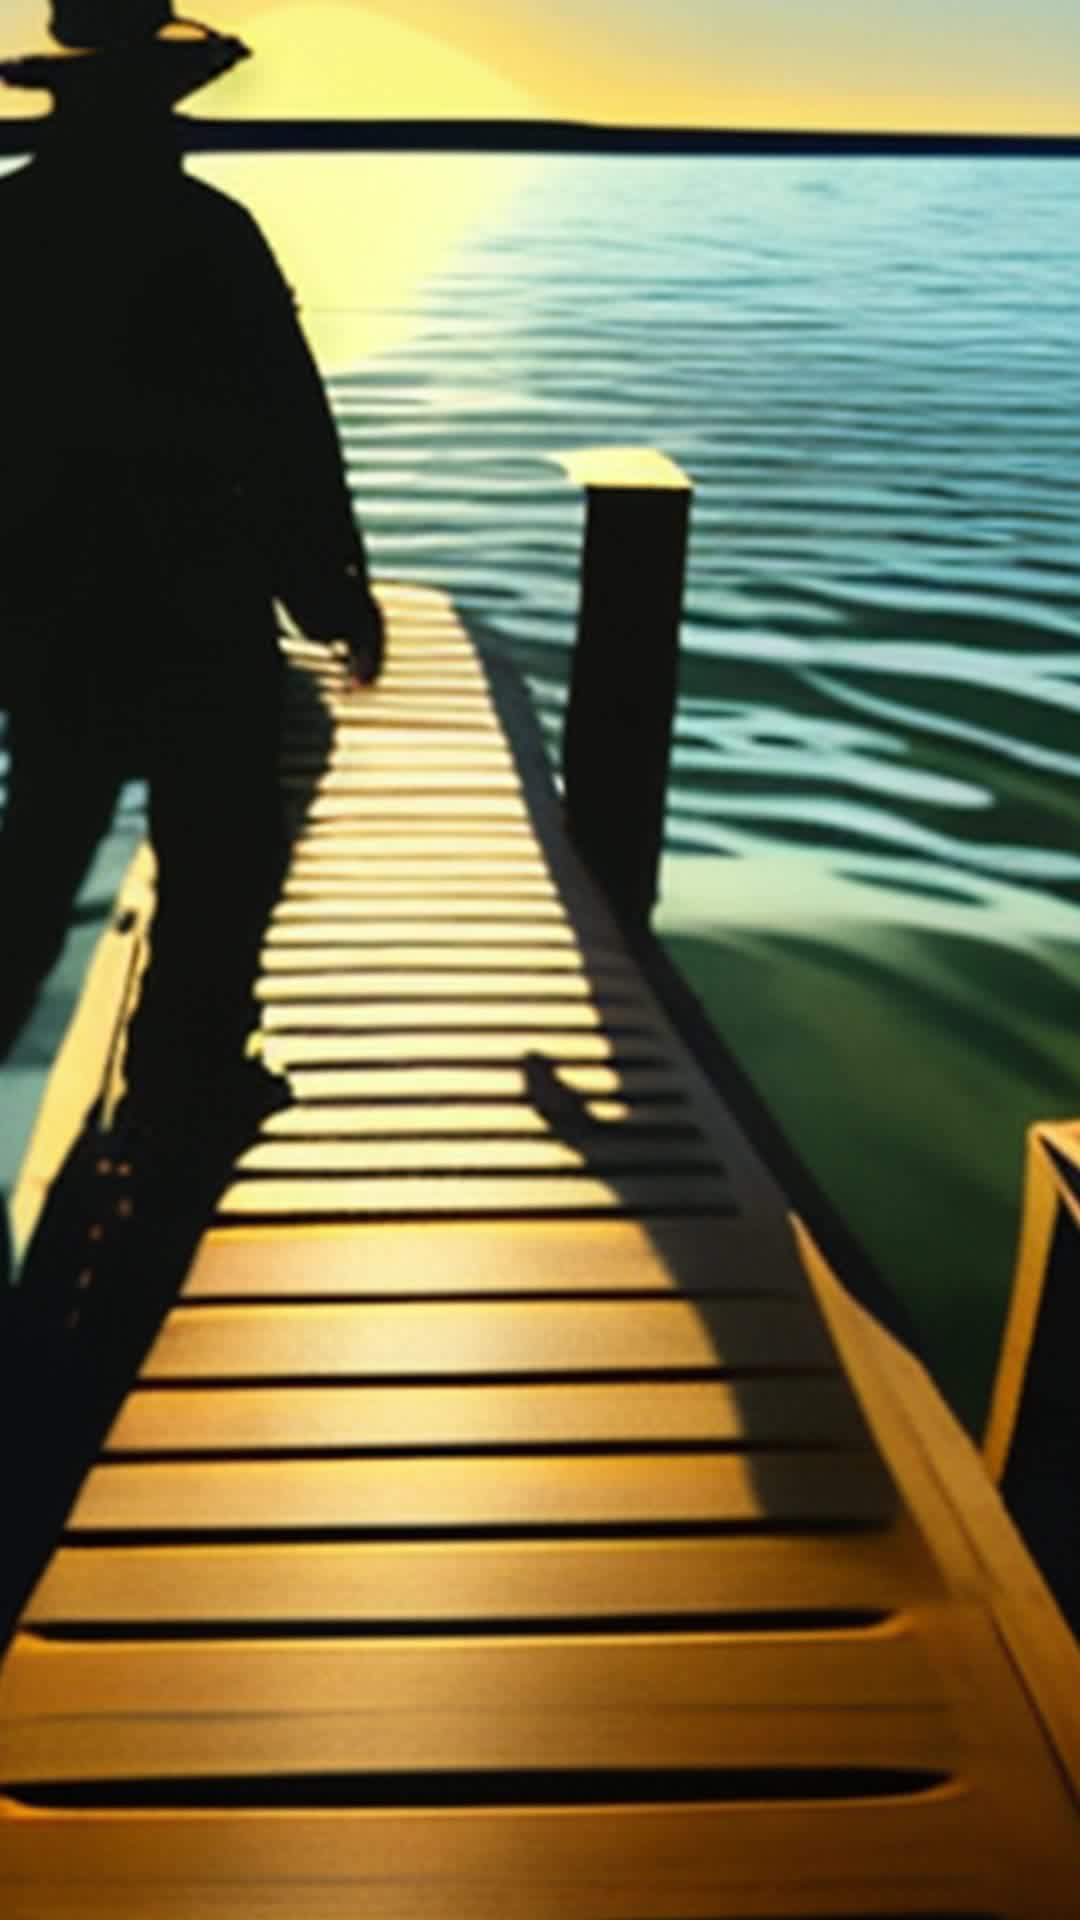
xmin=0 ymin=647 xmax=335 ymax=1648
xmin=476 ymin=630 xmax=908 ymax=1543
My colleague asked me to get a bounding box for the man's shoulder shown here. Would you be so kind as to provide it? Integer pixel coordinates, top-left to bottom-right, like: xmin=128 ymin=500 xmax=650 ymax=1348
xmin=176 ymin=172 xmax=263 ymax=238
xmin=174 ymin=172 xmax=285 ymax=277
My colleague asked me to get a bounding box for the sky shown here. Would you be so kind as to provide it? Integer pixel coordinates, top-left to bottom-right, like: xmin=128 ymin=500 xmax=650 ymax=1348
xmin=1 ymin=0 xmax=1079 ymax=132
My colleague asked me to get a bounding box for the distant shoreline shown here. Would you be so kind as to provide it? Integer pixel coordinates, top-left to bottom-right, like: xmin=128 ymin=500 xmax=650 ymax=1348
xmin=1 ymin=117 xmax=1079 ymax=158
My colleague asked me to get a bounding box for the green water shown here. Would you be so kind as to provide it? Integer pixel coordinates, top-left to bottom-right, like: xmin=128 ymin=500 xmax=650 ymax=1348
xmin=661 ymin=913 xmax=1080 ymax=1433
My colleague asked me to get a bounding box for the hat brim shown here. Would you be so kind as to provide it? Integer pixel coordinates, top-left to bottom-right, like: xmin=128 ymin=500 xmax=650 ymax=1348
xmin=0 ymin=29 xmax=250 ymax=104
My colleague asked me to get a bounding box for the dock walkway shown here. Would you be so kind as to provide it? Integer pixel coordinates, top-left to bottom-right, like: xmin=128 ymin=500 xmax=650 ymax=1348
xmin=2 ymin=583 xmax=1079 ymax=1916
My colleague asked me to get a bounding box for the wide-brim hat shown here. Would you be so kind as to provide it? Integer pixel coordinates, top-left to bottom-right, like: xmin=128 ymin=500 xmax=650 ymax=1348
xmin=0 ymin=3 xmax=250 ymax=104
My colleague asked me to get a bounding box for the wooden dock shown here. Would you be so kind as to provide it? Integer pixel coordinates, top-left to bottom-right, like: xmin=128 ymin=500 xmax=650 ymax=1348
xmin=2 ymin=582 xmax=1079 ymax=1916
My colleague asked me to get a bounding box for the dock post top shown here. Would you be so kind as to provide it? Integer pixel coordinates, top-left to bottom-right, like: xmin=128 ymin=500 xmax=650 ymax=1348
xmin=550 ymin=445 xmax=692 ymax=492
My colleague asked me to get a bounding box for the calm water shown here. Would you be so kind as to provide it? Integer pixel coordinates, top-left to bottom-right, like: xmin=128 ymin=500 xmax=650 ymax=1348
xmin=4 ymin=153 xmax=1080 ymax=1427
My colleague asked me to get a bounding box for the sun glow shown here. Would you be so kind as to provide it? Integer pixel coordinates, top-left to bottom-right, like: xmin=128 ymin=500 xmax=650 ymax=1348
xmin=186 ymin=4 xmax=545 ymax=371
xmin=186 ymin=5 xmax=545 ymax=371
xmin=189 ymin=147 xmax=535 ymax=370
xmin=193 ymin=2 xmax=545 ymax=119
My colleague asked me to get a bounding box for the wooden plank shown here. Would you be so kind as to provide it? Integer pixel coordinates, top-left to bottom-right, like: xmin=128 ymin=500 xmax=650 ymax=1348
xmin=269 ymin=901 xmax=573 ymax=925
xmin=300 ymin=796 xmax=534 ymax=822
xmin=281 ymin=876 xmax=557 ymax=899
xmin=23 ymin=1528 xmax=940 ymax=1628
xmin=282 ymin=687 xmax=491 ymax=710
xmin=281 ymin=801 xmax=528 ymax=825
xmin=273 ymin=1064 xmax=697 ymax=1104
xmin=288 ymin=672 xmax=490 ymax=697
xmin=287 ymin=652 xmax=475 ymax=673
xmin=258 ymin=947 xmax=616 ymax=973
xmin=982 ymin=1121 xmax=1067 ymax=1481
xmin=259 ymin=1004 xmax=663 ymax=1036
xmin=287 ymin=846 xmax=551 ymax=870
xmin=271 ymin=900 xmax=572 ymax=925
xmin=319 ymin=705 xmax=497 ymax=730
xmin=289 ymin=695 xmax=502 ymax=718
xmin=140 ymin=1299 xmax=837 ymax=1379
xmin=300 ymin=649 xmax=484 ymax=671
xmin=285 ymin=739 xmax=516 ymax=761
xmin=297 ymin=744 xmax=526 ymax=775
xmin=284 ymin=773 xmax=523 ymax=801
xmin=278 ymin=860 xmax=545 ymax=879
xmin=317 ymin=659 xmax=488 ymax=683
xmin=292 ymin=811 xmax=536 ymax=831
xmin=303 ymin=663 xmax=484 ymax=681
xmin=249 ymin=1097 xmax=692 ymax=1136
xmin=307 ymin=696 xmax=499 ymax=720
xmin=267 ymin=917 xmax=580 ymax=943
xmin=270 ymin=905 xmax=570 ymax=930
xmin=282 ymin=729 xmax=507 ymax=752
xmin=290 ymin=653 xmax=485 ymax=671
xmin=232 ymin=1139 xmax=720 ymax=1178
xmin=281 ymin=745 xmax=517 ymax=767
xmin=283 ymin=860 xmax=556 ymax=885
xmin=214 ymin=1172 xmax=735 ymax=1220
xmin=294 ymin=725 xmax=507 ymax=748
xmin=292 ymin=811 xmax=534 ymax=833
xmin=348 ymin=657 xmax=480 ymax=675
xmin=255 ymin=1100 xmax=699 ymax=1138
xmin=181 ymin=1217 xmax=805 ymax=1300
xmin=64 ymin=1449 xmax=894 ymax=1535
xmin=0 ymin=1629 xmax=948 ymax=1784
xmin=254 ymin=970 xmax=640 ymax=999
xmin=287 ymin=832 xmax=538 ymax=855
xmin=0 ymin=1797 xmax=1010 ymax=1920
xmin=284 ymin=762 xmax=516 ymax=787
xmin=284 ymin=770 xmax=525 ymax=793
xmin=262 ymin=1033 xmax=674 ymax=1066
xmin=261 ymin=931 xmax=609 ymax=956
xmin=260 ymin=941 xmax=617 ymax=967
xmin=285 ymin=773 xmax=522 ymax=798
xmin=282 ymin=726 xmax=507 ymax=753
xmin=104 ymin=1376 xmax=870 ymax=1454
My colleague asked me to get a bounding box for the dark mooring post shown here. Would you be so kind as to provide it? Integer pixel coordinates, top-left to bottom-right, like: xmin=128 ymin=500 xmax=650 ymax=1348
xmin=557 ymin=448 xmax=692 ymax=926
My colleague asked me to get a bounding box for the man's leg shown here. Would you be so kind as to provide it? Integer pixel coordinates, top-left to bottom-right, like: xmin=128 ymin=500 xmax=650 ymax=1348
xmin=0 ymin=705 xmax=123 ymax=1063
xmin=122 ymin=658 xmax=289 ymax=1112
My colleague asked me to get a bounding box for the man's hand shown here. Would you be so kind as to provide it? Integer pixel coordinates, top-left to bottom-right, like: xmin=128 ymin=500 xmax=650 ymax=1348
xmin=341 ymin=589 xmax=385 ymax=688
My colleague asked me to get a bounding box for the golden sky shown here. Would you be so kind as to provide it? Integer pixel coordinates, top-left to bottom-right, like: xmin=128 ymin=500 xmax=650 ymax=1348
xmin=2 ymin=0 xmax=1078 ymax=131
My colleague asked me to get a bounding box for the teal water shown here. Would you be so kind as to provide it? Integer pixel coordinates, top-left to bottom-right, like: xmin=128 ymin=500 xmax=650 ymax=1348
xmin=4 ymin=153 xmax=1080 ymax=1428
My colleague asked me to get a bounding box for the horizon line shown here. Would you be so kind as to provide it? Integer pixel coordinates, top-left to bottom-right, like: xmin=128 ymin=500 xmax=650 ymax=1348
xmin=1 ymin=114 xmax=1079 ymax=157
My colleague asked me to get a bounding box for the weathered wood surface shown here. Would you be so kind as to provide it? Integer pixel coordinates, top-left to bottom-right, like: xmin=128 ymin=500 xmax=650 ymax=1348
xmin=981 ymin=1121 xmax=1080 ymax=1635
xmin=3 ymin=582 xmax=1079 ymax=1919
xmin=25 ymin=1528 xmax=932 ymax=1627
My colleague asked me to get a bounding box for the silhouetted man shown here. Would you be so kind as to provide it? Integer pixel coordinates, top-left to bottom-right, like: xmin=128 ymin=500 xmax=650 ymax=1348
xmin=0 ymin=5 xmax=383 ymax=1141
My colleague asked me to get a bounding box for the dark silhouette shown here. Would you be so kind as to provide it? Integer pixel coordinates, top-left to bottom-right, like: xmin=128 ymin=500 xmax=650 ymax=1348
xmin=0 ymin=648 xmax=337 ymax=1650
xmin=0 ymin=4 xmax=383 ymax=1143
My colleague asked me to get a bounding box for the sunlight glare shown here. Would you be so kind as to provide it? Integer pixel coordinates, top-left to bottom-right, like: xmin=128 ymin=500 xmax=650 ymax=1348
xmin=208 ymin=3 xmax=542 ymax=118
xmin=189 ymin=148 xmax=535 ymax=370
xmin=184 ymin=5 xmax=542 ymax=371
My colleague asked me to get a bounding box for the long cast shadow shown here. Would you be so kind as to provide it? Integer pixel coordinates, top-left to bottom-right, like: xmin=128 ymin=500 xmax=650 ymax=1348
xmin=475 ymin=625 xmax=909 ymax=1548
xmin=0 ymin=646 xmax=334 ymax=1650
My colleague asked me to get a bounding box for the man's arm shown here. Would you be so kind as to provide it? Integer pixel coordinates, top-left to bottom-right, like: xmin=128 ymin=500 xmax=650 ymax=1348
xmin=216 ymin=195 xmax=384 ymax=681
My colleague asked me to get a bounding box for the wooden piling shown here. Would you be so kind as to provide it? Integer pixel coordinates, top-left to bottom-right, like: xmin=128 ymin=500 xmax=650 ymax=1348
xmin=555 ymin=447 xmax=691 ymax=926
